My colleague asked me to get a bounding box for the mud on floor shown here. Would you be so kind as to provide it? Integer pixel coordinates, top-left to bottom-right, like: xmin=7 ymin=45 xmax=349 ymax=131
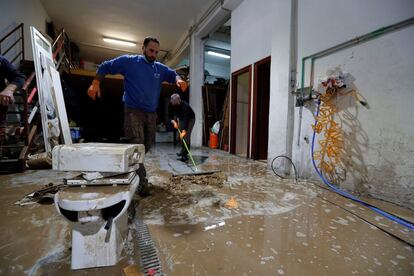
xmin=168 ymin=172 xmax=227 ymax=193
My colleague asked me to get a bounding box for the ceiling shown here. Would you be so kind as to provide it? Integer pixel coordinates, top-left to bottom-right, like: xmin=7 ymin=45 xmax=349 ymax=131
xmin=40 ymin=0 xmax=218 ymax=65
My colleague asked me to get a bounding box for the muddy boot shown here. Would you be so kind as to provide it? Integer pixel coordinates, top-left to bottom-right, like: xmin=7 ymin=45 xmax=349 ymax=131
xmin=138 ymin=178 xmax=151 ymax=197
xmin=179 ymin=154 xmax=189 ymax=162
xmin=136 ymin=163 xmax=150 ymax=197
xmin=127 ymin=198 xmax=137 ymax=222
xmin=177 ymin=147 xmax=187 ymax=157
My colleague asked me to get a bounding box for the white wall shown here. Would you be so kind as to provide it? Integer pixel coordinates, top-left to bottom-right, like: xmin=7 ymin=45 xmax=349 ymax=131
xmin=294 ymin=0 xmax=414 ymax=209
xmin=175 ymin=57 xmax=190 ymax=68
xmin=177 ymin=57 xmax=230 ymax=79
xmin=0 ymin=0 xmax=50 ymax=61
xmin=205 ymin=62 xmax=230 ymax=79
xmin=262 ymin=0 xmax=414 ymax=209
xmin=268 ymin=0 xmax=295 ymax=168
xmin=188 ymin=2 xmax=230 ymax=147
xmin=231 ymin=0 xmax=275 ymax=72
xmin=230 ymin=0 xmax=276 ymax=158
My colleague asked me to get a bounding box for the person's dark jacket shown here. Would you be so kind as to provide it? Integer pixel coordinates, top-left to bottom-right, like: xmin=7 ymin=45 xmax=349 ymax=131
xmin=0 ymin=55 xmax=25 ymax=91
xmin=168 ymin=100 xmax=195 ymax=130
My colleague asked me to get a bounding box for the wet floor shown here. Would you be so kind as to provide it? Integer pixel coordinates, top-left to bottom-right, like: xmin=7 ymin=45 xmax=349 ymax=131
xmin=1 ymin=143 xmax=413 ymax=275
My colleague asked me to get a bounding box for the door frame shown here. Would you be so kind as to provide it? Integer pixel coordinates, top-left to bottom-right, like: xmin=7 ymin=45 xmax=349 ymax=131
xmin=230 ymin=65 xmax=252 ymax=156
xmin=252 ymin=56 xmax=271 ymax=160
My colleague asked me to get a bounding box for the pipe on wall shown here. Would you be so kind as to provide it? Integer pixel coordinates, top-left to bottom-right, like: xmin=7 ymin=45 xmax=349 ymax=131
xmin=296 ymin=16 xmax=414 ymax=146
xmin=284 ymin=0 xmax=298 ymax=174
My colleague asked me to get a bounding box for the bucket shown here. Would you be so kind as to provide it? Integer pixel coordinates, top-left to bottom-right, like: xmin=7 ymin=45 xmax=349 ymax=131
xmin=209 ymin=132 xmax=218 ymax=149
xmin=70 ymin=127 xmax=81 ymax=141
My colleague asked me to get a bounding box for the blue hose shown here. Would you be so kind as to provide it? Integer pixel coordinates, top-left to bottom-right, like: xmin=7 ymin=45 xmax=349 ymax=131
xmin=311 ymin=100 xmax=414 ymax=230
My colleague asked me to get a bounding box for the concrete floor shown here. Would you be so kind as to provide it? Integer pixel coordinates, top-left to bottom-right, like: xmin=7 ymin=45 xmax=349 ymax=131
xmin=0 ymin=143 xmax=413 ymax=275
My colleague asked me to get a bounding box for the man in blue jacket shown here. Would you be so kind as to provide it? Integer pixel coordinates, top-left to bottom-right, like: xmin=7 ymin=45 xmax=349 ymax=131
xmin=87 ymin=36 xmax=187 ymax=195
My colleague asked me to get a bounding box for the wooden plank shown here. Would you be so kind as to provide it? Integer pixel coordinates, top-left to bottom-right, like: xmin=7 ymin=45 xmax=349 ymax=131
xmin=0 ymin=159 xmax=19 ymax=164
xmin=70 ymin=68 xmax=123 ymax=79
xmin=219 ymin=85 xmax=230 ymax=149
xmin=18 ymin=125 xmax=37 ymax=161
xmin=202 ymin=86 xmax=208 ymax=146
xmin=18 ymin=125 xmax=37 ymax=171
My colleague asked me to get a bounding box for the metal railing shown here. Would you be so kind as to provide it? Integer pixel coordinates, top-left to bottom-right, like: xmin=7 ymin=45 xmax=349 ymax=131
xmin=0 ymin=24 xmax=77 ymax=171
xmin=0 ymin=23 xmax=24 ymax=65
xmin=52 ymin=28 xmax=74 ymax=70
xmin=1 ymin=24 xmax=32 ymax=171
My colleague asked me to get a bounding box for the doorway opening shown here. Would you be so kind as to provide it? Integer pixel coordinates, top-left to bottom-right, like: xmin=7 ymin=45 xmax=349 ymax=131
xmin=230 ymin=66 xmax=251 ymax=157
xmin=251 ymin=56 xmax=271 ymax=160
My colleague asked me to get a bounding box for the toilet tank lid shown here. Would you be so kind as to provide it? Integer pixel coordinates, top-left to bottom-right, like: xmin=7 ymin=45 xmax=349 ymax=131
xmin=52 ymin=143 xmax=145 ymax=172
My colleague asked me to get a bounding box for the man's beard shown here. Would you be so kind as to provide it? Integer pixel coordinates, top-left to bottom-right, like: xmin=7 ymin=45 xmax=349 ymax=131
xmin=144 ymin=53 xmax=156 ymax=62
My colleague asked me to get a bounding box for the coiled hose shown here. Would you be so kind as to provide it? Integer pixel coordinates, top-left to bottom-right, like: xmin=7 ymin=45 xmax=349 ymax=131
xmin=312 ymin=100 xmax=414 ymax=230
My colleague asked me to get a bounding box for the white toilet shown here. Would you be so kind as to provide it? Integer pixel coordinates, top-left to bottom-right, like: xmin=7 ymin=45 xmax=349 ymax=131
xmin=52 ymin=143 xmax=144 ymax=270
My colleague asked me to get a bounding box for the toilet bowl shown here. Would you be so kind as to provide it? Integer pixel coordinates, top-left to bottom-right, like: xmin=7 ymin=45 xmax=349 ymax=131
xmin=52 ymin=143 xmax=144 ymax=270
xmin=55 ymin=175 xmax=139 ymax=269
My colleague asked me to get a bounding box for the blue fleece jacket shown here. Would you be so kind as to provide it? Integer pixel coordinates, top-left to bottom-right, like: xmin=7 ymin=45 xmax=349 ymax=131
xmin=0 ymin=55 xmax=25 ymax=91
xmin=97 ymin=55 xmax=177 ymax=112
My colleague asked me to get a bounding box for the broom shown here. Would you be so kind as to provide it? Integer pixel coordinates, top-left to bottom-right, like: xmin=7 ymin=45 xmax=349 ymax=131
xmin=171 ymin=120 xmax=220 ymax=177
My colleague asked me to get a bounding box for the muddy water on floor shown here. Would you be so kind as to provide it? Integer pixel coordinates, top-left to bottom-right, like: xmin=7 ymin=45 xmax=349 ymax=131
xmin=149 ymin=212 xmax=414 ymax=275
xmin=0 ymin=170 xmax=141 ymax=276
xmin=139 ymin=146 xmax=414 ymax=275
xmin=1 ymin=145 xmax=414 ymax=275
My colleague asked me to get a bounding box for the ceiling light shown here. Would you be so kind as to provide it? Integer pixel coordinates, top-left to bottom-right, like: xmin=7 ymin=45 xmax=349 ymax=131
xmin=207 ymin=51 xmax=230 ymax=59
xmin=103 ymin=37 xmax=136 ymax=47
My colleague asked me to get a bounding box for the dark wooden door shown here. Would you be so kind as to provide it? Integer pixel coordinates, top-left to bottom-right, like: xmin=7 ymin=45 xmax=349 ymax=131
xmin=252 ymin=57 xmax=270 ymax=160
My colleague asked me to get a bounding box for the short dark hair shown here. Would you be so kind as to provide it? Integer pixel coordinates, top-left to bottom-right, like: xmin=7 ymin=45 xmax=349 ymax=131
xmin=143 ymin=36 xmax=160 ymax=47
